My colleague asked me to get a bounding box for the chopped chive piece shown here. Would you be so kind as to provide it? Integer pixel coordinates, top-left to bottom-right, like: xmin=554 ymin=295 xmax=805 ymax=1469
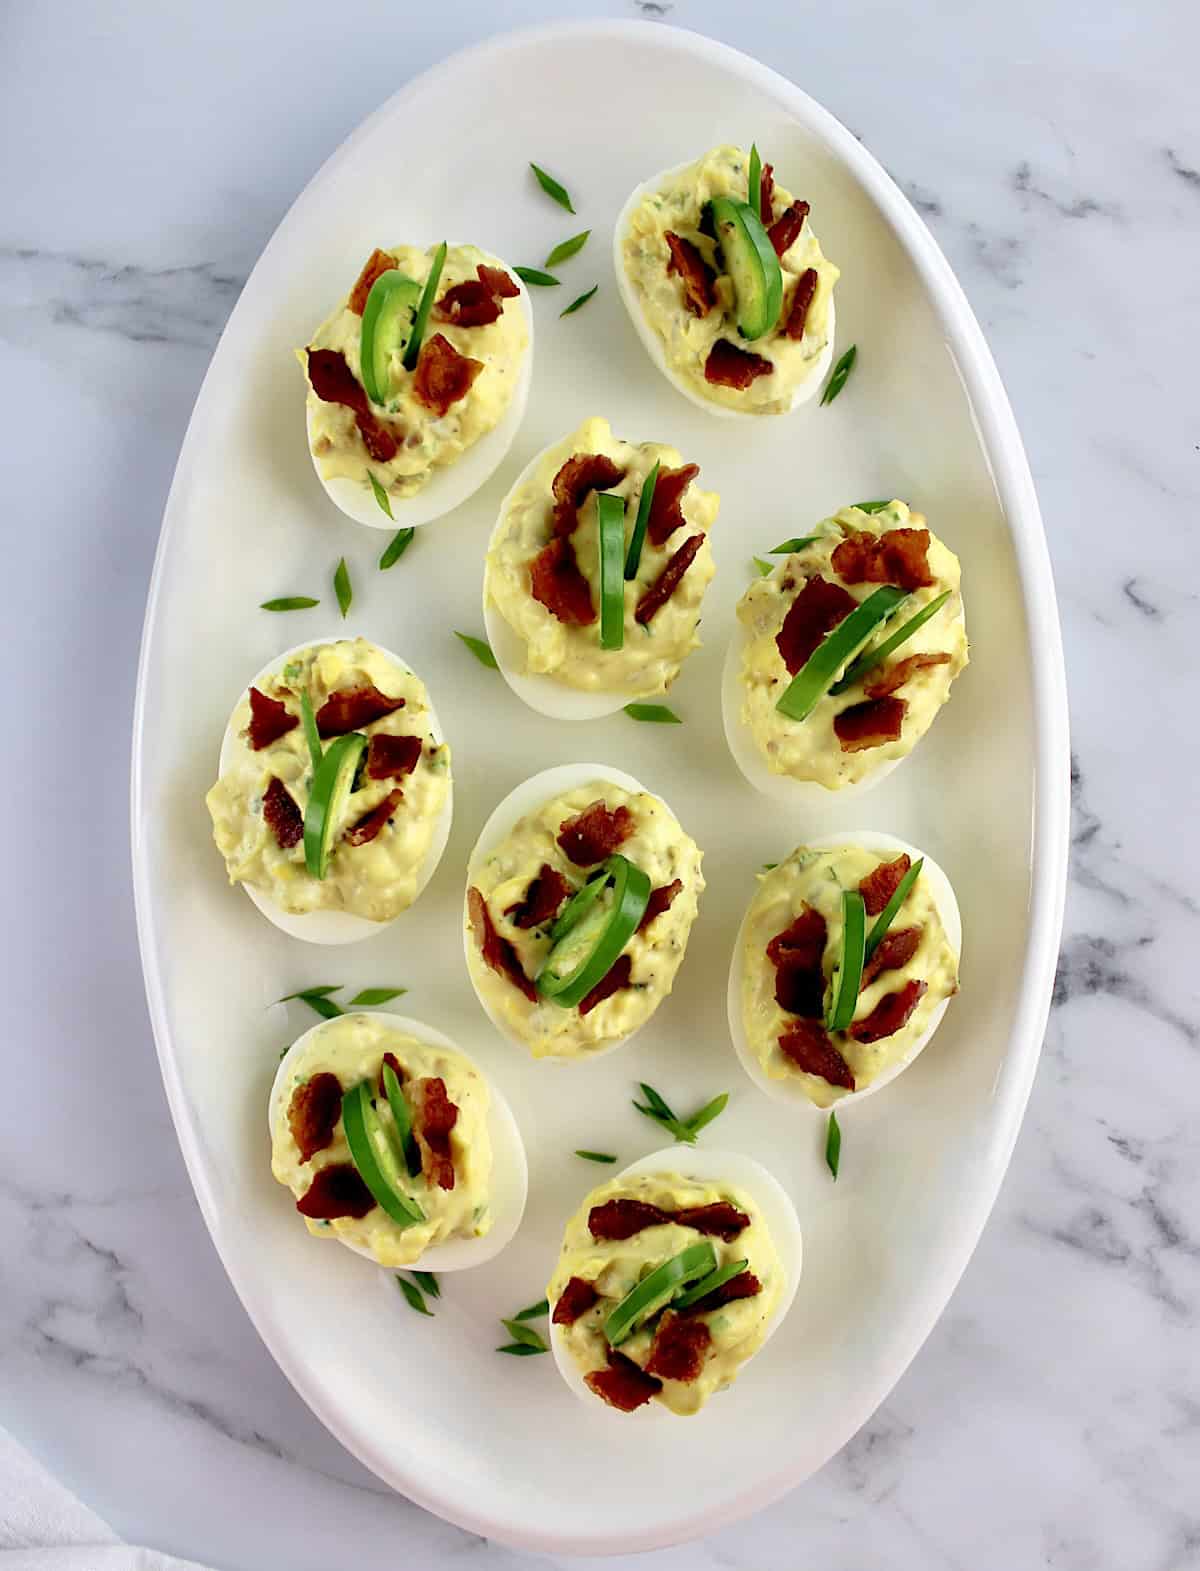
xmin=624 ymin=702 xmax=681 ymax=724
xmin=753 ymin=556 xmax=773 ymax=576
xmin=410 ymin=1270 xmax=440 ymax=1299
xmin=454 ymin=630 xmax=498 ymax=669
xmin=545 ymin=229 xmax=591 ymax=268
xmin=769 ymin=535 xmax=820 ymax=554
xmin=345 ymin=986 xmax=408 ymax=1006
xmin=827 ymin=891 xmax=866 ymax=1033
xmin=537 ymin=854 xmax=650 ymax=1008
xmin=496 ymin=1342 xmax=547 ymax=1356
xmin=560 ymin=285 xmax=597 ymax=317
xmin=299 ymin=691 xmax=323 ymax=775
xmin=776 ymin=586 xmax=908 ymax=721
xmin=530 ymin=162 xmax=575 ymax=213
xmin=597 ymin=492 xmax=626 ymax=651
xmin=367 ymin=471 xmax=394 ymax=520
xmin=673 ymin=1259 xmax=750 ymax=1311
xmin=396 ymin=1275 xmax=434 ymax=1316
xmin=684 ymin=1092 xmax=729 ymax=1138
xmin=575 ymin=1150 xmax=618 ymax=1164
xmin=333 ymin=557 xmax=352 ymax=619
xmin=830 ymin=591 xmax=952 ymax=694
xmin=514 ymin=266 xmax=560 ymax=287
xmin=512 ymin=1298 xmax=550 ymax=1321
xmin=747 ymin=143 xmax=762 ymax=222
xmin=825 ymin=1111 xmax=841 ymax=1178
xmin=501 ymin=1318 xmax=549 ymax=1351
xmin=852 ymin=499 xmax=892 ymax=513
xmin=605 ymin=1242 xmax=717 ymax=1345
xmin=260 ymin=596 xmax=319 ymax=612
xmin=402 ymin=241 xmax=447 ymax=371
xmin=821 ymin=344 xmax=857 ymax=406
xmin=624 ymin=460 xmax=658 ymax=580
xmin=864 ymin=858 xmax=924 ymax=960
xmin=379 ymin=527 xmax=414 ymax=570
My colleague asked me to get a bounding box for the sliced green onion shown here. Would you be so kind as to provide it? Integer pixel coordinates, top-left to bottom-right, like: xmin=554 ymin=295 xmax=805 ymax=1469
xmin=753 ymin=556 xmax=773 ymax=576
xmin=381 ymin=1061 xmax=421 ymax=1179
xmin=775 ymin=586 xmax=908 ymax=721
xmin=512 ymin=1298 xmax=549 ymax=1321
xmin=825 ymin=1111 xmax=842 ymax=1179
xmin=545 ymin=229 xmax=590 ymax=267
xmin=560 ymin=285 xmax=597 ymax=317
xmin=278 ymin=984 xmax=341 ymax=1003
xmin=597 ymin=492 xmax=626 ymax=651
xmin=684 ymin=1092 xmax=729 ymax=1138
xmin=379 ymin=527 xmax=414 ymax=570
xmin=748 ymin=143 xmax=762 ymax=221
xmin=346 ymin=986 xmax=408 ymax=1006
xmin=530 ymin=162 xmax=575 ymax=213
xmin=624 ymin=461 xmax=658 ymax=580
xmin=830 ymin=591 xmax=952 ymax=694
xmin=396 ymin=1275 xmax=433 ymax=1315
xmin=624 ymin=702 xmax=681 ymax=724
xmin=549 ymin=869 xmax=606 ymax=942
xmin=673 ymin=1259 xmax=750 ymax=1311
xmin=342 ymin=1082 xmax=424 ymax=1228
xmin=367 ymin=471 xmax=394 ymax=519
xmin=285 ymin=990 xmax=344 ymax=1020
xmin=821 ymin=343 xmax=857 ymax=406
xmin=514 ymin=266 xmax=559 ymax=287
xmin=496 ymin=1342 xmax=546 ymax=1356
xmin=864 ymin=857 xmax=924 ymax=961
xmin=604 ymin=1242 xmax=717 ymax=1346
xmin=827 ymin=891 xmax=866 ymax=1032
xmin=334 ymin=557 xmax=352 ymax=619
xmin=410 ymin=1270 xmax=440 ymax=1299
xmin=260 ymin=596 xmax=319 ymax=612
xmin=454 ymin=630 xmax=498 ymax=669
xmin=298 ymin=691 xmax=323 ymax=775
xmin=852 ymin=500 xmax=892 ymax=514
xmin=536 ymin=853 xmax=650 ymax=1008
xmin=769 ymin=535 xmax=820 ymax=554
xmin=402 ymin=241 xmax=447 ymax=372
xmin=303 ymin=732 xmax=366 ymax=879
xmin=501 ymin=1318 xmax=548 ymax=1351
xmin=575 ymin=1150 xmax=618 ymax=1164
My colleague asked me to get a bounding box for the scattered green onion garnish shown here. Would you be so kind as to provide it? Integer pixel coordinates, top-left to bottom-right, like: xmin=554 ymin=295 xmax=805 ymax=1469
xmin=852 ymin=500 xmax=892 ymax=514
xmin=410 ymin=1270 xmax=440 ymax=1299
xmin=827 ymin=891 xmax=866 ymax=1033
xmin=560 ymin=285 xmax=597 ymax=317
xmin=821 ymin=344 xmax=857 ymax=406
xmin=825 ymin=1111 xmax=842 ymax=1179
xmin=499 ymin=1318 xmax=549 ymax=1353
xmin=260 ymin=596 xmax=319 ymax=612
xmin=454 ymin=630 xmax=498 ymax=669
xmin=762 ymin=862 xmax=778 ymax=871
xmin=775 ymin=586 xmax=907 ymax=721
xmin=864 ymin=858 xmax=924 ymax=961
xmin=514 ymin=266 xmax=560 ymax=287
xmin=672 ymin=1259 xmax=750 ymax=1311
xmin=604 ymin=1242 xmax=717 ymax=1346
xmin=685 ymin=1093 xmax=730 ymax=1138
xmin=830 ymin=591 xmax=952 ymax=695
xmin=334 ymin=557 xmax=352 ymax=619
xmin=536 ymin=854 xmax=650 ymax=1008
xmin=402 ymin=241 xmax=447 ymax=371
xmin=303 ymin=732 xmax=366 ymax=879
xmin=379 ymin=527 xmax=414 ymax=570
xmin=575 ymin=1150 xmax=618 ymax=1164
xmin=769 ymin=535 xmax=820 ymax=554
xmin=299 ymin=691 xmax=323 ymax=776
xmin=632 ymin=1083 xmax=729 ymax=1145
xmin=530 ymin=161 xmax=575 ymax=213
xmin=346 ymin=986 xmax=408 ymax=1006
xmin=753 ymin=556 xmax=773 ymax=576
xmin=382 ymin=1060 xmax=422 ymax=1179
xmin=277 ymin=985 xmax=344 ymax=1020
xmin=597 ymin=492 xmax=626 ymax=651
xmin=624 ymin=461 xmax=659 ymax=580
xmin=624 ymin=702 xmax=681 ymax=724
xmin=367 ymin=471 xmax=393 ymax=520
xmin=747 ymin=143 xmax=762 ymax=222
xmin=396 ymin=1275 xmax=434 ymax=1316
xmin=343 ymin=1082 xmax=424 ymax=1228
xmin=512 ymin=1298 xmax=549 ymax=1321
xmin=496 ymin=1342 xmax=546 ymax=1357
xmin=545 ymin=229 xmax=591 ymax=268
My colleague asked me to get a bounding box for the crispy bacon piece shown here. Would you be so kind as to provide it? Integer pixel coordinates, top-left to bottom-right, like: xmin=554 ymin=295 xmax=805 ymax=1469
xmin=766 ymin=904 xmax=828 ymax=1018
xmin=433 ymin=278 xmax=501 ymax=328
xmin=759 ymin=163 xmax=776 ymax=225
xmin=704 ymin=339 xmax=772 ymax=390
xmin=779 ymin=1018 xmax=855 ymax=1089
xmin=834 ymin=696 xmax=907 ymax=751
xmin=635 ymin=533 xmax=705 ymax=626
xmin=783 ymin=267 xmax=819 ymax=341
xmin=863 ymin=651 xmax=952 ymax=699
xmin=645 ymin=1311 xmax=711 ymax=1383
xmin=775 ymin=575 xmax=857 ymax=675
xmin=588 ymin=1198 xmax=669 ymax=1240
xmin=551 ymin=452 xmax=626 ymax=536
xmin=638 ymin=879 xmax=682 ymax=933
xmin=504 ymin=864 xmax=574 ymax=930
xmin=477 ymin=263 xmax=520 ymax=299
xmin=585 ymin=1350 xmax=662 ymax=1412
xmin=377 ymin=1050 xmax=405 ymax=1096
xmin=365 ymin=732 xmax=422 ymax=781
xmin=674 ymin=1202 xmax=750 ymax=1241
xmin=557 ymin=800 xmax=634 ymax=865
xmin=664 ymin=231 xmax=716 ymax=315
xmin=262 ymin=777 xmax=303 ymax=849
xmin=849 ymin=978 xmax=927 ymax=1043
xmin=859 ymin=854 xmax=912 ymax=916
xmin=552 ymin=1276 xmax=599 ymax=1327
xmin=287 ymin=1072 xmax=342 ymax=1162
xmin=246 ymin=686 xmax=298 ymax=751
xmin=344 ymin=788 xmax=403 ymax=847
xmin=767 ymin=201 xmax=809 ymax=258
xmin=861 ymin=925 xmax=923 ymax=987
xmin=315 ymin=683 xmax=405 ymax=738
xmin=467 ymin=886 xmax=537 ymax=1002
xmin=529 ymin=536 xmax=596 ymax=626
xmin=305 ymin=347 xmax=399 ymax=462
xmin=296 ymin=1163 xmax=375 ymax=1220
xmin=832 ymin=527 xmax=935 ymax=592
xmin=412 ymin=1076 xmax=458 ymax=1191
xmin=680 ymin=1269 xmax=762 ymax=1317
xmin=578 ymin=953 xmax=633 ymax=1016
xmin=412 ymin=332 xmax=483 ymax=416
xmin=646 ymin=463 xmax=700 ymax=548
xmin=348 ymin=248 xmax=397 ymax=315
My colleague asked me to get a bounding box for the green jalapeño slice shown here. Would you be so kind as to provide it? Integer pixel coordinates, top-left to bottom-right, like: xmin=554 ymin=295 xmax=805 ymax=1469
xmin=604 ymin=1241 xmax=718 ymax=1346
xmin=341 ymin=1081 xmax=425 ymax=1228
xmin=360 ymin=270 xmax=421 ymax=405
xmin=535 ymin=853 xmax=651 ymax=1009
xmin=709 ymin=196 xmax=783 ymax=341
xmin=303 ymin=731 xmax=366 ymax=879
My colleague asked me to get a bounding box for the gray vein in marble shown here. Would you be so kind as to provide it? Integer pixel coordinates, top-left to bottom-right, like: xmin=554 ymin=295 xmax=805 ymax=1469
xmin=900 ymin=180 xmax=943 ymax=219
xmin=1164 ymin=148 xmax=1200 ymax=189
xmin=1123 ymin=578 xmax=1163 ymax=620
xmin=1011 ymin=161 xmax=1121 ymax=222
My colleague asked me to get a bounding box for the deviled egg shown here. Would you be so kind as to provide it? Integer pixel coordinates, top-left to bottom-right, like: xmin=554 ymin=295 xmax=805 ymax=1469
xmin=463 ymin=763 xmax=703 ymax=1060
xmin=728 ymin=833 xmax=961 ymax=1109
xmin=301 ymin=242 xmax=531 ymax=528
xmin=270 ymin=1011 xmax=527 ymax=1270
xmin=206 ymin=637 xmax=452 ymax=943
xmin=547 ymin=1146 xmax=801 ymax=1416
xmin=615 ymin=144 xmax=839 ymax=416
xmin=723 ymin=500 xmax=968 ymax=802
xmin=483 ymin=416 xmax=717 ymax=720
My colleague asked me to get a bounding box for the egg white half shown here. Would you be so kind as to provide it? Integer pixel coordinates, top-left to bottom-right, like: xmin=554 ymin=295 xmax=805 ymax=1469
xmin=726 ymin=830 xmax=962 ymax=1110
xmin=549 ymin=1144 xmax=803 ymax=1418
xmin=217 ymin=635 xmax=453 ymax=945
xmin=269 ymin=1011 xmax=528 ymax=1272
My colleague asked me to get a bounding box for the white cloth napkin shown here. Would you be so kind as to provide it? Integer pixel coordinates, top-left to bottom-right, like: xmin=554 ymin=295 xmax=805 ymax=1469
xmin=0 ymin=1428 xmax=212 ymax=1570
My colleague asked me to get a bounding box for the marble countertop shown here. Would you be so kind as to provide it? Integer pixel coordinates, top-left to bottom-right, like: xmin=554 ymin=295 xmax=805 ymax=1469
xmin=3 ymin=1 xmax=1197 ymax=1567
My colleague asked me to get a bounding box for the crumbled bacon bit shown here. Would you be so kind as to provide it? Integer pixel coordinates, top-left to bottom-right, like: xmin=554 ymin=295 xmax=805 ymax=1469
xmin=504 ymin=864 xmax=574 ymax=930
xmin=638 ymin=880 xmax=682 ymax=933
xmin=365 ymin=732 xmax=422 ymax=781
xmin=635 ymin=533 xmax=705 ymax=625
xmin=552 ymin=1276 xmax=599 ymax=1326
xmin=305 ymin=347 xmax=399 ymax=462
xmin=348 ymin=249 xmax=398 ymax=315
xmin=664 ymin=231 xmax=716 ymax=315
xmin=262 ymin=777 xmax=303 ymax=849
xmin=832 ymin=528 xmax=935 ymax=592
xmin=863 ymin=651 xmax=952 ymax=699
xmin=704 ymin=339 xmax=773 ymax=389
xmin=578 ymin=953 xmax=633 ymax=1016
xmin=759 ymin=163 xmax=776 ymax=225
xmin=585 ymin=1349 xmax=662 ymax=1412
xmin=296 ymin=1163 xmax=375 ymax=1220
xmin=673 ymin=1202 xmax=750 ymax=1241
xmin=412 ymin=1076 xmax=458 ymax=1190
xmin=315 ymin=684 xmax=405 ymax=738
xmin=412 ymin=332 xmax=483 ymax=416
xmin=433 ymin=278 xmax=501 ymax=328
xmin=782 ymin=267 xmax=818 ymax=341
xmin=646 ymin=463 xmax=699 ymax=548
xmin=680 ymin=1270 xmax=762 ymax=1317
xmin=551 ymin=452 xmax=626 ymax=536
xmin=377 ymin=1050 xmax=405 ymax=1096
xmin=529 ymin=536 xmax=596 ymax=626
xmin=861 ymin=925 xmax=923 ymax=987
xmin=588 ymin=1198 xmax=669 ymax=1240
xmin=557 ymin=800 xmax=634 ymax=865
xmin=849 ymin=978 xmax=927 ymax=1043
xmin=344 ymin=788 xmax=403 ymax=847
xmin=833 ymin=695 xmax=907 ymax=751
xmin=645 ymin=1311 xmax=711 ymax=1383
xmin=779 ymin=1018 xmax=855 ymax=1089
xmin=767 ymin=201 xmax=809 ymax=258
xmin=477 ymin=263 xmax=520 ymax=299
xmin=467 ymin=886 xmax=537 ymax=1001
xmin=246 ymin=686 xmax=298 ymax=751
xmin=287 ymin=1072 xmax=342 ymax=1162
xmin=859 ymin=855 xmax=912 ymax=916
xmin=775 ymin=575 xmax=857 ymax=675
xmin=766 ymin=904 xmax=828 ymax=1018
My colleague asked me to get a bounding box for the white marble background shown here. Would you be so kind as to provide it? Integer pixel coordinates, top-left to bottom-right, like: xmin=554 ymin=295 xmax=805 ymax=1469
xmin=2 ymin=0 xmax=1198 ymax=1567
